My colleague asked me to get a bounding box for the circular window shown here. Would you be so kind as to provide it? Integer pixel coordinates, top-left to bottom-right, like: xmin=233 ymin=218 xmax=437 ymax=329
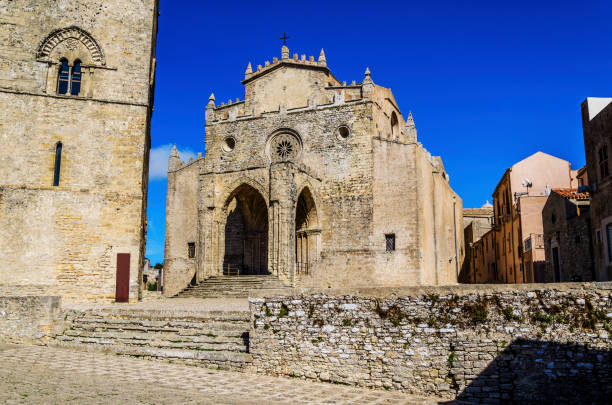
xmin=276 ymin=139 xmax=294 ymax=159
xmin=222 ymin=137 xmax=236 ymax=152
xmin=337 ymin=126 xmax=350 ymax=140
xmin=267 ymin=132 xmax=301 ymax=162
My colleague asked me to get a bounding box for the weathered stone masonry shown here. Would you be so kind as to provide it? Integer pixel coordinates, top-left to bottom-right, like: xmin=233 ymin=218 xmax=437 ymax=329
xmin=164 ymin=46 xmax=464 ymax=296
xmin=249 ymin=283 xmax=611 ymax=404
xmin=0 ymin=0 xmax=158 ymax=301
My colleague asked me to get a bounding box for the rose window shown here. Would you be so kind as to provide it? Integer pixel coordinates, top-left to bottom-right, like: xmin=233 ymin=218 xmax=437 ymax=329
xmin=276 ymin=140 xmax=293 ymax=158
xmin=268 ymin=132 xmax=301 ymax=162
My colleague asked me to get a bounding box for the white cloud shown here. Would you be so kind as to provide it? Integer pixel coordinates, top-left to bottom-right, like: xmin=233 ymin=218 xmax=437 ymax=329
xmin=149 ymin=144 xmax=197 ymax=180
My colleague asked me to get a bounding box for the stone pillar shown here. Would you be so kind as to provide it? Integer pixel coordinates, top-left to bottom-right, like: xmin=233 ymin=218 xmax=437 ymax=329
xmin=268 ymin=163 xmax=298 ymax=284
xmin=199 ymin=174 xmax=219 ymax=280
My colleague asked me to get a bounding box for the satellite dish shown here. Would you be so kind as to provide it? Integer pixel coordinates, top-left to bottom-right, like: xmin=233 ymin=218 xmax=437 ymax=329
xmin=522 ymin=178 xmax=532 ymax=188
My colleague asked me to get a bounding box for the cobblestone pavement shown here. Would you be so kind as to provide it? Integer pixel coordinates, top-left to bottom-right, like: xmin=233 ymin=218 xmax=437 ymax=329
xmin=0 ymin=344 xmax=460 ymax=405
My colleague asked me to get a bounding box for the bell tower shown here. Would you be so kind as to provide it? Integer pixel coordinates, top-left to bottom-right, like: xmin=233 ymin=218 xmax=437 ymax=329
xmin=0 ymin=0 xmax=159 ymax=301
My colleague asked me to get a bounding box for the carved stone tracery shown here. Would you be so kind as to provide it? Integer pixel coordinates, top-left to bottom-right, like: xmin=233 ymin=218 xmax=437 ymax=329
xmin=268 ymin=132 xmax=301 ymax=162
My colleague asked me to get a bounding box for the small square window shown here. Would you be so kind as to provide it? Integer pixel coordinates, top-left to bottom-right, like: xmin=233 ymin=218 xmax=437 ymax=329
xmin=385 ymin=234 xmax=395 ymax=252
xmin=188 ymin=242 xmax=195 ymax=258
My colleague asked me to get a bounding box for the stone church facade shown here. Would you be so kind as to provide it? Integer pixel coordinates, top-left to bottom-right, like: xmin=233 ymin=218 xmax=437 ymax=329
xmin=0 ymin=0 xmax=158 ymax=301
xmin=164 ymin=46 xmax=464 ymax=296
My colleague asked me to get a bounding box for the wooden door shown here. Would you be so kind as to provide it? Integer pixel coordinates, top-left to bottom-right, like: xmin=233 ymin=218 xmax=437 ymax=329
xmin=115 ymin=253 xmax=130 ymax=303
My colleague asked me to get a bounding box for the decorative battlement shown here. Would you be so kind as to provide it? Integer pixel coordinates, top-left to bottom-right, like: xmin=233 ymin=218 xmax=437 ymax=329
xmin=168 ymin=145 xmax=203 ymax=173
xmin=242 ymin=46 xmax=328 ymax=83
xmin=205 ymin=45 xmax=375 ymax=123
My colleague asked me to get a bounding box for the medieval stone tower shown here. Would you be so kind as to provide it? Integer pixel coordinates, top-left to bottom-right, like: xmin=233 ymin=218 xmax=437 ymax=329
xmin=0 ymin=0 xmax=159 ymax=301
xmin=164 ymin=46 xmax=464 ymax=296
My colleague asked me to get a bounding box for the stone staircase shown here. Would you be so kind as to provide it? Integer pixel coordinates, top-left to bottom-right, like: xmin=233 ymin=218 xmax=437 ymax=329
xmin=174 ymin=275 xmax=288 ymax=299
xmin=48 ymin=306 xmax=252 ymax=370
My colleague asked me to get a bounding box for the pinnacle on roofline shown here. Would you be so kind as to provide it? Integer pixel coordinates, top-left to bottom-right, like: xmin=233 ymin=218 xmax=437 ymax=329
xmin=206 ymin=93 xmax=215 ymax=108
xmin=363 ymin=67 xmax=373 ymax=84
xmin=318 ymin=48 xmax=326 ymax=66
xmin=407 ymin=111 xmax=414 ymax=125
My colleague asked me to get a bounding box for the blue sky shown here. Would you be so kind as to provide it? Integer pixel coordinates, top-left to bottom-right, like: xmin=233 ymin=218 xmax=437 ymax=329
xmin=144 ymin=0 xmax=612 ymax=265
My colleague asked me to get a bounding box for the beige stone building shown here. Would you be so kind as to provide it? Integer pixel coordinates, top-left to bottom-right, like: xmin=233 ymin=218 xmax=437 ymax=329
xmin=492 ymin=152 xmax=573 ymax=283
xmin=581 ymin=98 xmax=612 ymax=281
xmin=0 ymin=1 xmax=158 ymax=301
xmin=164 ymin=46 xmax=463 ymax=296
xmin=460 ymin=204 xmax=493 ymax=283
xmin=542 ymin=188 xmax=593 ymax=282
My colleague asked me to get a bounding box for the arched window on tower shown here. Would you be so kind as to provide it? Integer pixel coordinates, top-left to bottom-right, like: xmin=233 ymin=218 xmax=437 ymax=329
xmin=57 ymin=59 xmax=70 ymax=95
xmin=390 ymin=111 xmax=399 ymax=139
xmin=71 ymin=60 xmax=82 ymax=96
xmin=53 ymin=142 xmax=63 ymax=187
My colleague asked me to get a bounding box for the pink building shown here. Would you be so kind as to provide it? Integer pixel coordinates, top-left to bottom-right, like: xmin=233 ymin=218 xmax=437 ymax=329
xmin=492 ymin=152 xmax=573 ymax=283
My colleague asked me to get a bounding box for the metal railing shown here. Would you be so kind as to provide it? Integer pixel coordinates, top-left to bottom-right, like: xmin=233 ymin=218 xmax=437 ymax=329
xmin=223 ymin=264 xmax=240 ymax=276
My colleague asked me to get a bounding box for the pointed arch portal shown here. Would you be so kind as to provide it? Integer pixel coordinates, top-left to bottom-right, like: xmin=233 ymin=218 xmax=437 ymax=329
xmin=223 ymin=184 xmax=269 ymax=275
xmin=295 ymin=187 xmax=320 ymax=276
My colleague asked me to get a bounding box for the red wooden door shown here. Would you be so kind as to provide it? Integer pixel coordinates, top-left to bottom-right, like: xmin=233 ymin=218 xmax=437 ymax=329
xmin=115 ymin=253 xmax=130 ymax=303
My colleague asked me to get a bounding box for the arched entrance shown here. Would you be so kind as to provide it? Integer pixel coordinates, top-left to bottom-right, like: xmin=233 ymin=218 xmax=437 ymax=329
xmin=295 ymin=187 xmax=320 ymax=276
xmin=223 ymin=184 xmax=268 ymax=275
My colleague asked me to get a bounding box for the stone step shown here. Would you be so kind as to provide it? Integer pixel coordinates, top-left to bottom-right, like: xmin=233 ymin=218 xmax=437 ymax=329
xmin=178 ymin=293 xmax=253 ymax=299
xmin=63 ymin=311 xmax=251 ymax=322
xmin=49 ymin=304 xmax=253 ymax=370
xmin=55 ymin=334 xmax=247 ymax=352
xmin=173 ymin=276 xmax=288 ymax=299
xmin=49 ymin=341 xmax=252 ymax=364
xmin=66 ymin=318 xmax=249 ymax=333
xmin=62 ymin=329 xmax=247 ymax=344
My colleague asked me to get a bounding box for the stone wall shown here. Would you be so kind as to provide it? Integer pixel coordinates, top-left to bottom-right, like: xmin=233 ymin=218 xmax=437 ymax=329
xmin=163 ymin=160 xmax=199 ymax=296
xmin=0 ymin=296 xmax=63 ymax=343
xmin=249 ymin=283 xmax=611 ymax=404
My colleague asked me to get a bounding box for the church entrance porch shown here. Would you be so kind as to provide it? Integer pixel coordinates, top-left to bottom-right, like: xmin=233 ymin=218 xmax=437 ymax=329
xmin=223 ymin=184 xmax=269 ymax=276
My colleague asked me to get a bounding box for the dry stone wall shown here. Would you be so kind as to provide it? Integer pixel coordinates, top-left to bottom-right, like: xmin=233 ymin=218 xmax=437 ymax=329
xmin=249 ymin=283 xmax=612 ymax=404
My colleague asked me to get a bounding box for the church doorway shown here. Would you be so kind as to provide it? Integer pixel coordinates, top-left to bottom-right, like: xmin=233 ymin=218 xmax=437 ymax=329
xmin=223 ymin=184 xmax=269 ymax=275
xmin=295 ymin=187 xmax=320 ymax=276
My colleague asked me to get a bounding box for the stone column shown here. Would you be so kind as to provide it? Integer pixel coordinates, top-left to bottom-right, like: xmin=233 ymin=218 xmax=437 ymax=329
xmin=199 ymin=174 xmax=219 ymax=279
xmin=268 ymin=163 xmax=298 ymax=284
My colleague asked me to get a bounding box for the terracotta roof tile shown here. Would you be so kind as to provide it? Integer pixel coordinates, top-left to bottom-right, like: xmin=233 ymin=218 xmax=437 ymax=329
xmin=552 ymin=188 xmax=590 ymax=199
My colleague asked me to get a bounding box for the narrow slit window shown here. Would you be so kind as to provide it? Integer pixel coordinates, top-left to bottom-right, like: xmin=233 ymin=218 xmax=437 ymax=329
xmin=57 ymin=59 xmax=70 ymax=95
xmin=599 ymin=145 xmax=609 ymax=179
xmin=70 ymin=60 xmax=82 ymax=96
xmin=53 ymin=142 xmax=62 ymax=186
xmin=607 ymin=224 xmax=612 ymax=262
xmin=390 ymin=112 xmax=399 ymax=139
xmin=385 ymin=234 xmax=395 ymax=252
xmin=188 ymin=242 xmax=195 ymax=258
